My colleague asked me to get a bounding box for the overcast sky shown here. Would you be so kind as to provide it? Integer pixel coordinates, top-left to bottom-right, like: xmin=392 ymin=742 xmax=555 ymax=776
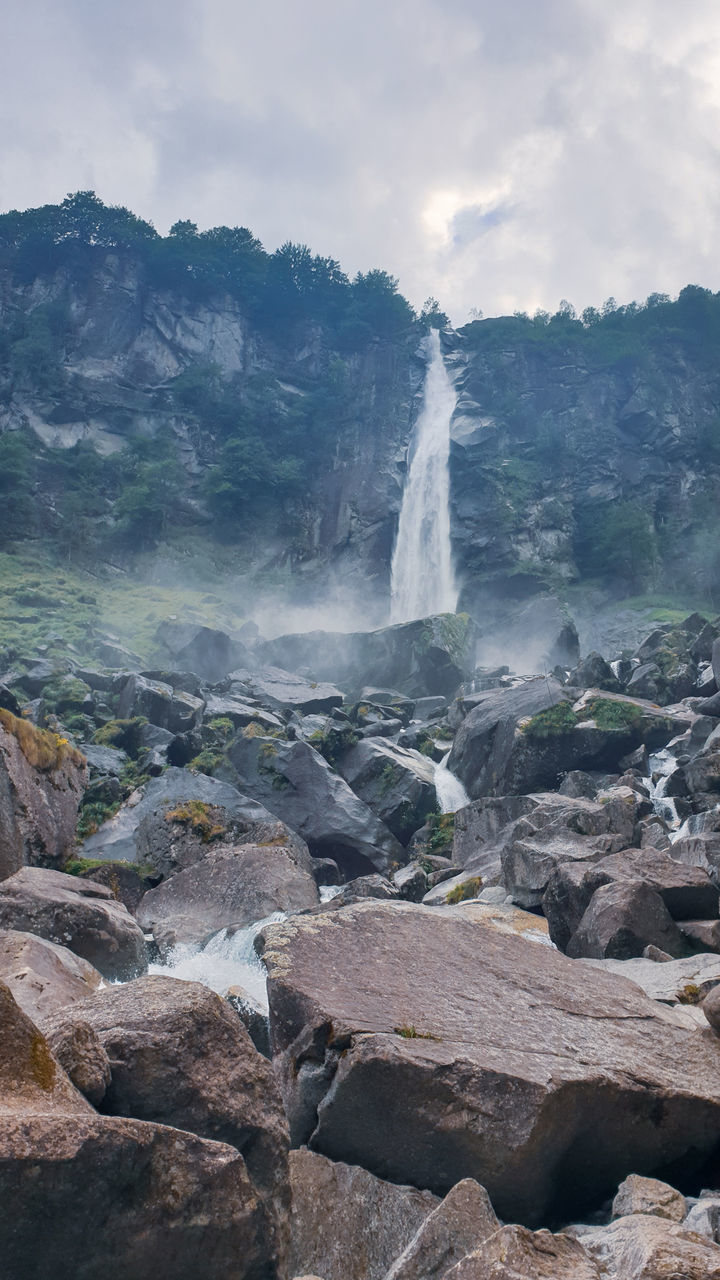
xmin=3 ymin=0 xmax=720 ymax=323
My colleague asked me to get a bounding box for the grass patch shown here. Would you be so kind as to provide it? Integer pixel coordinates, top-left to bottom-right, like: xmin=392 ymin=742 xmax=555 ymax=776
xmin=0 ymin=708 xmax=85 ymax=772
xmin=583 ymin=697 xmax=644 ymax=732
xmin=164 ymin=800 xmax=226 ymax=842
xmin=445 ymin=876 xmax=483 ymax=904
xmin=521 ymin=701 xmax=578 ymax=738
xmin=394 ymin=1024 xmax=442 ymax=1041
xmin=93 ymin=717 xmax=147 ymax=756
xmin=426 ymin=812 xmax=455 ymax=857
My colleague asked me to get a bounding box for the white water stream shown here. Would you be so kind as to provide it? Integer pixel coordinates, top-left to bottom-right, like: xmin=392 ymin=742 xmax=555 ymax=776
xmin=148 ymin=911 xmax=285 ymax=1011
xmin=390 ymin=329 xmax=458 ymax=622
xmin=434 ymin=750 xmax=470 ymax=814
xmin=647 ymin=749 xmax=681 ymax=830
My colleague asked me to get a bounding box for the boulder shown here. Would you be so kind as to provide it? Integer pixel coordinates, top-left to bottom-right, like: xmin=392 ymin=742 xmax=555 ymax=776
xmin=0 ymin=1112 xmax=270 ymax=1280
xmin=581 ymin=1213 xmax=720 ymax=1279
xmin=384 ymin=1179 xmax=499 ymax=1280
xmin=259 ymin=900 xmax=720 ymax=1225
xmin=337 ymin=738 xmax=437 ymax=843
xmin=448 ymin=685 xmax=685 ymax=799
xmin=116 ymin=673 xmax=204 ymax=733
xmin=444 ymin=1227 xmax=599 ymax=1279
xmin=154 ymin=621 xmax=248 ymax=681
xmin=136 ymin=842 xmax=319 ymax=952
xmin=227 ymin=735 xmax=404 ymax=874
xmin=612 ymin=1173 xmax=687 ymax=1223
xmin=566 ymin=881 xmax=687 ymax=960
xmin=583 ymin=952 xmax=720 ymax=1004
xmin=685 ymin=1196 xmax=720 ymax=1244
xmin=237 ymin=666 xmax=344 ymax=714
xmin=0 ymin=709 xmax=87 ymax=879
xmin=203 ymin=692 xmax=284 ymax=730
xmin=259 ymin=615 xmax=479 ymax=700
xmin=0 ymin=867 xmax=147 ymax=980
xmin=0 ymin=928 xmax=103 ymax=1022
xmin=42 ymin=1016 xmax=112 ymax=1105
xmin=40 ymin=975 xmax=290 ymax=1264
xmin=543 ymin=847 xmax=719 ymax=952
xmin=80 ymin=768 xmax=276 ymax=864
xmin=288 ymin=1148 xmax=438 ymax=1280
xmin=78 ymin=860 xmax=150 ymax=913
xmin=570 ymin=651 xmax=621 ymax=692
xmin=0 ymin=979 xmax=92 ymax=1118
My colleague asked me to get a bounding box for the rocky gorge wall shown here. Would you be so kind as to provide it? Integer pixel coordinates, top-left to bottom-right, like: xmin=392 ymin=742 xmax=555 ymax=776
xmin=2 ymin=232 xmax=720 ymax=646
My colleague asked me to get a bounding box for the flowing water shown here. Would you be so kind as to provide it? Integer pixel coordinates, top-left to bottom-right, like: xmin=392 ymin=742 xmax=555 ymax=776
xmin=148 ymin=911 xmax=286 ymax=1011
xmin=434 ymin=750 xmax=470 ymax=813
xmin=647 ymin=749 xmax=681 ymax=830
xmin=390 ymin=329 xmax=458 ymax=622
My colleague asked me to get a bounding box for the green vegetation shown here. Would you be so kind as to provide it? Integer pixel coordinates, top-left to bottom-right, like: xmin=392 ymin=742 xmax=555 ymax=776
xmin=93 ymin=717 xmax=147 ymax=756
xmin=308 ymin=722 xmax=358 ymax=767
xmin=583 ymin=697 xmax=643 ymax=732
xmin=164 ymin=800 xmax=226 ymax=842
xmin=445 ymin=877 xmax=483 ymax=904
xmin=521 ymin=701 xmax=578 ymax=738
xmin=425 ymin=812 xmax=455 ymax=857
xmin=393 ymin=1024 xmax=441 ymax=1041
xmin=0 ymin=708 xmax=85 ymax=771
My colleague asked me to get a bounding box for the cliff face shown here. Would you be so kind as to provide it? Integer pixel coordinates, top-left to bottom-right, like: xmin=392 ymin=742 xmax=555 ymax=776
xmin=2 ymin=244 xmax=720 ymax=629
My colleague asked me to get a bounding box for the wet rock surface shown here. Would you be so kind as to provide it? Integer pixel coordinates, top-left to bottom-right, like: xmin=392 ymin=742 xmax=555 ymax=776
xmin=259 ymin=900 xmax=720 ymax=1225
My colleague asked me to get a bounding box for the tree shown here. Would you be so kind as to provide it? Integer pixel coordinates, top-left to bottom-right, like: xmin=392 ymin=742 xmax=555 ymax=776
xmin=420 ymin=297 xmax=449 ymax=329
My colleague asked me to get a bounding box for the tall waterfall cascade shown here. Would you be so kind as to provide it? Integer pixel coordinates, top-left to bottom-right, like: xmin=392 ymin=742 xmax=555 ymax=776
xmin=390 ymin=329 xmax=458 ymax=623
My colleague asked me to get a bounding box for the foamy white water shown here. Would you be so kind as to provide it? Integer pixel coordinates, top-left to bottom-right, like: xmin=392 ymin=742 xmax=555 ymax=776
xmin=148 ymin=911 xmax=285 ymax=1010
xmin=648 ymin=749 xmax=680 ymax=830
xmin=434 ymin=750 xmax=470 ymax=813
xmin=390 ymin=329 xmax=458 ymax=622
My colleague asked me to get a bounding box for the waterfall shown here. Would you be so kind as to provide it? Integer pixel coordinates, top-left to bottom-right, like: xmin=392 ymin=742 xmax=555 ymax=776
xmin=434 ymin=750 xmax=470 ymax=813
xmin=390 ymin=329 xmax=458 ymax=623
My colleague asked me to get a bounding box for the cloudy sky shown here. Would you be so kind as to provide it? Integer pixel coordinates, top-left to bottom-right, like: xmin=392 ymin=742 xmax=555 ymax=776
xmin=3 ymin=0 xmax=720 ymax=323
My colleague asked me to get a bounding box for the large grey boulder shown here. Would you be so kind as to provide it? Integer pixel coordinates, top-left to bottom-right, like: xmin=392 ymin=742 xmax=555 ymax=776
xmin=580 ymin=1213 xmax=720 ymax=1279
xmin=288 ymin=1148 xmax=438 ymax=1280
xmin=566 ymin=881 xmax=687 ymax=960
xmin=0 ymin=710 xmax=88 ymax=879
xmin=444 ymin=1227 xmax=599 ymax=1279
xmin=452 ymin=790 xmax=629 ymax=904
xmin=259 ymin=900 xmax=720 ymax=1225
xmin=0 ymin=867 xmax=147 ymax=980
xmin=612 ymin=1173 xmax=687 ymax=1223
xmin=448 ymin=684 xmax=686 ymax=799
xmin=337 ymin=738 xmax=437 ymax=843
xmin=259 ymin=614 xmax=480 ymax=699
xmin=237 ymin=666 xmax=344 ymax=714
xmin=41 ymin=975 xmax=290 ymax=1268
xmin=0 ymin=981 xmax=270 ymax=1280
xmin=137 ymin=841 xmax=319 ymax=952
xmin=583 ymin=952 xmax=720 ymax=1005
xmin=116 ymin=673 xmax=204 ymax=733
xmin=543 ymin=846 xmax=719 ymax=952
xmin=0 ymin=928 xmax=103 ymax=1022
xmin=384 ymin=1179 xmax=499 ymax=1280
xmin=154 ymin=621 xmax=248 ymax=682
xmin=228 ymin=735 xmax=404 ymax=873
xmin=80 ymin=768 xmax=276 ymax=864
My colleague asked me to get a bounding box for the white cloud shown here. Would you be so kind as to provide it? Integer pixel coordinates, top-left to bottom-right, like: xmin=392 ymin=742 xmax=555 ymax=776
xmin=2 ymin=0 xmax=720 ymax=323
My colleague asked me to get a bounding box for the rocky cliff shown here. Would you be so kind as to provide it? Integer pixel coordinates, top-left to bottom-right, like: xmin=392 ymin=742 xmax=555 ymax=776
xmin=2 ymin=196 xmax=720 ymax=644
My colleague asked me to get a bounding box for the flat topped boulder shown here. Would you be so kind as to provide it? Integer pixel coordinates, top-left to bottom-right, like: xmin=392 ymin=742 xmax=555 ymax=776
xmin=260 ymin=900 xmax=720 ymax=1225
xmin=0 ymin=867 xmax=147 ymax=981
xmin=236 ymin=666 xmax=344 ymax=714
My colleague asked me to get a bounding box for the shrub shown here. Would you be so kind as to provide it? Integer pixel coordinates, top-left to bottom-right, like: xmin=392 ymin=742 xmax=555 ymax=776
xmin=521 ymin=702 xmax=578 ymax=738
xmin=164 ymin=800 xmax=226 ymax=842
xmin=583 ymin=698 xmax=643 ymax=732
xmin=445 ymin=877 xmax=482 ymax=904
xmin=0 ymin=708 xmax=85 ymax=771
